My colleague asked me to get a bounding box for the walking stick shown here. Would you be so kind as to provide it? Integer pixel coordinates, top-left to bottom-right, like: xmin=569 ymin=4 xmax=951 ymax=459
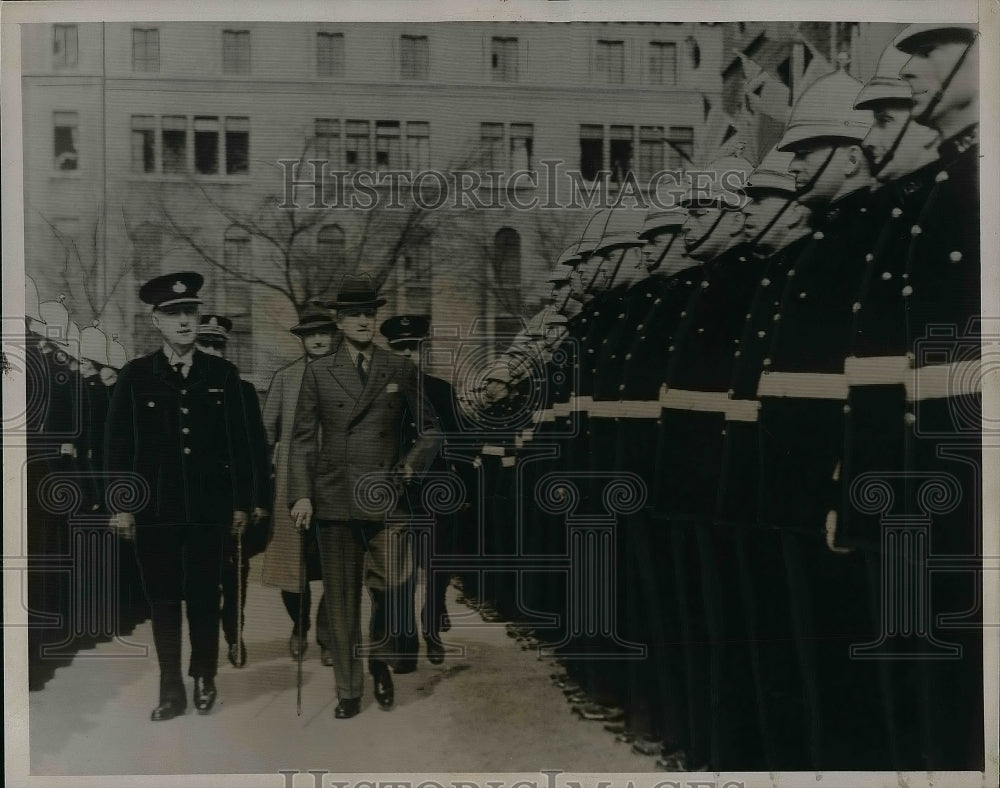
xmin=235 ymin=529 xmax=244 ymax=668
xmin=296 ymin=526 xmax=306 ymax=716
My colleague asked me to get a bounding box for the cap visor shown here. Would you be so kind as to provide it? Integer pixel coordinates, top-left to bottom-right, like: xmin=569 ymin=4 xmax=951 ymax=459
xmin=156 ymin=297 xmax=203 ymax=309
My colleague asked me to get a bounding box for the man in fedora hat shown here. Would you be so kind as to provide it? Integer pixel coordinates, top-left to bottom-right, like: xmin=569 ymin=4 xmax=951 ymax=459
xmin=105 ymin=272 xmax=253 ymax=721
xmin=195 ymin=314 xmax=272 ymax=669
xmin=288 ymin=274 xmax=441 ymax=719
xmin=260 ymin=304 xmax=341 ymax=665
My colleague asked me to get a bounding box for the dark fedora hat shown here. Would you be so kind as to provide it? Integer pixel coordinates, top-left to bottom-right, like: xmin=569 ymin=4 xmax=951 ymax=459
xmin=327 ymin=273 xmax=387 ymax=310
xmin=290 ymin=304 xmax=336 ymax=335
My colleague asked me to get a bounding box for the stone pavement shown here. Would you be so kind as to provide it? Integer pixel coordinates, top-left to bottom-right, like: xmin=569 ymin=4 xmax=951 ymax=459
xmin=29 ymin=558 xmax=655 ymax=775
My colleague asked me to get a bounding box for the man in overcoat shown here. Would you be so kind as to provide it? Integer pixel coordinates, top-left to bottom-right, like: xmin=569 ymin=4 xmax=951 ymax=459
xmin=260 ymin=304 xmax=341 ymax=663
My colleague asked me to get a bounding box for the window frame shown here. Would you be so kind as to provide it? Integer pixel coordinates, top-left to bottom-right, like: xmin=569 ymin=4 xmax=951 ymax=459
xmin=221 ymin=29 xmax=252 ymax=75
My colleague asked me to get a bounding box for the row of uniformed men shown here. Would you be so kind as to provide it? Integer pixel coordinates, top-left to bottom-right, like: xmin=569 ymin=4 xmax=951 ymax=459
xmin=451 ymin=23 xmax=982 ymax=773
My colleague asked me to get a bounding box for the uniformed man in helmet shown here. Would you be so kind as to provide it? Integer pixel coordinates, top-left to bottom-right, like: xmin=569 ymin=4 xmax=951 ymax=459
xmin=893 ymin=22 xmax=983 ymax=771
xmin=648 ymin=152 xmax=763 ymax=771
xmin=715 ymin=147 xmax=814 ymax=770
xmin=105 ymin=272 xmax=254 ymax=720
xmin=755 ymin=64 xmax=891 ymax=769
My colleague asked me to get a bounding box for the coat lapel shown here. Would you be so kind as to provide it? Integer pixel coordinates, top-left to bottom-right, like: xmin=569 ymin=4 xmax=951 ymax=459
xmin=152 ymin=350 xmax=181 ymax=391
xmin=328 ymin=347 xmax=363 ymax=405
xmin=351 ymin=347 xmax=393 ymax=427
xmin=186 ymin=349 xmax=209 ymax=390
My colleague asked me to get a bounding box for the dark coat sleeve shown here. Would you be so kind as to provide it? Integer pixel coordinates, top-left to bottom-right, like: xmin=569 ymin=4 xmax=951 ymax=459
xmin=287 ymin=360 xmax=320 ymax=507
xmin=400 ymin=359 xmax=443 ymax=475
xmin=240 ymin=380 xmax=272 ymax=512
xmin=223 ymin=363 xmax=255 ymax=514
xmin=104 ymin=361 xmax=138 ymax=511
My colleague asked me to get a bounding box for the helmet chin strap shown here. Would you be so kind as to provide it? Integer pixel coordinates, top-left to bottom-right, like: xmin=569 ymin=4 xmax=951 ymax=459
xmin=682 ymin=206 xmax=728 ymax=256
xmin=869 ymin=110 xmax=915 ymax=177
xmin=917 ymin=34 xmax=978 ymax=125
xmin=645 ymin=231 xmax=680 ymax=273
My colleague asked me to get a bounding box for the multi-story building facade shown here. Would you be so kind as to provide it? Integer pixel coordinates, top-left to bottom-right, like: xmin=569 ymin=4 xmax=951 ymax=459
xmin=21 ymin=21 xmax=893 ymax=386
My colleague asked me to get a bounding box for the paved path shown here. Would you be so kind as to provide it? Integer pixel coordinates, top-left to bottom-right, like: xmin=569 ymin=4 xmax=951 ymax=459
xmin=29 ymin=558 xmax=655 ymax=775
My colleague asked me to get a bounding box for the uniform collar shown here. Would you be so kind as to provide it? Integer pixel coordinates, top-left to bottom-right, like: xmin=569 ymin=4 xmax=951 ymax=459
xmin=938 ymin=123 xmax=978 ymax=164
xmin=162 ymin=343 xmax=195 ymax=370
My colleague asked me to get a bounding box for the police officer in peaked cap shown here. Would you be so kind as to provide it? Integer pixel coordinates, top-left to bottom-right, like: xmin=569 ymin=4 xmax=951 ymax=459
xmin=105 ymin=272 xmax=254 ymax=720
xmin=195 ymin=313 xmax=272 ymax=670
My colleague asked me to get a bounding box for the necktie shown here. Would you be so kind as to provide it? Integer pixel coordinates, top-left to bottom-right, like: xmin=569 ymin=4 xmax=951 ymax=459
xmin=173 ymin=361 xmax=185 ymax=379
xmin=357 ymin=353 xmax=367 ymax=385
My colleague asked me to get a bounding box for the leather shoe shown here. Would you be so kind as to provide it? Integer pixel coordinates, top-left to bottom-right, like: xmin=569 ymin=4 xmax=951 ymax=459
xmin=227 ymin=640 xmax=247 ymax=668
xmin=193 ymin=677 xmax=217 ymax=714
xmin=289 ymin=634 xmax=308 ymax=660
xmin=426 ymin=639 xmax=445 ymax=665
xmin=150 ymin=698 xmax=185 ymax=721
xmin=371 ymin=660 xmax=394 ymax=709
xmin=334 ymin=697 xmax=361 ymax=719
xmin=394 ymin=658 xmax=417 ymax=674
xmin=320 ymin=646 xmax=334 ymax=667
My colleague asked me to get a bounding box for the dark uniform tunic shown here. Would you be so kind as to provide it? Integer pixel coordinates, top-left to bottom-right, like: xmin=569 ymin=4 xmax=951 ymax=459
xmin=105 ymin=348 xmax=254 ymax=692
xmin=901 ymin=124 xmax=983 ymax=771
xmin=650 ymin=243 xmax=765 ymax=770
xmin=714 ymin=232 xmax=811 ymax=770
xmin=756 ymin=185 xmax=888 ymax=770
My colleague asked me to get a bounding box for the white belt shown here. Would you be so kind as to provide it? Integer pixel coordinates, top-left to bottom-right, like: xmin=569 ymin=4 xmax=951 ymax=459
xmin=585 ymin=399 xmax=662 ymax=419
xmin=844 ymin=355 xmax=911 ymax=386
xmin=844 ymin=357 xmax=982 ymax=401
xmin=756 ymin=371 xmax=849 ymax=400
xmin=907 ymin=359 xmax=981 ymax=400
xmin=658 ymin=386 xmax=761 ymax=422
xmin=481 ymin=445 xmax=506 ymax=457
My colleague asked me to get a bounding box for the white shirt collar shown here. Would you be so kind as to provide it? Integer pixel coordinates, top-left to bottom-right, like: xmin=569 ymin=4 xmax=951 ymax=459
xmin=344 ymin=342 xmax=372 ymax=367
xmin=163 ymin=344 xmax=196 ymax=370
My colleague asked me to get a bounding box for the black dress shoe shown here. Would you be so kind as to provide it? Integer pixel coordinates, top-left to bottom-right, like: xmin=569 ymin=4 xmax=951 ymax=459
xmin=394 ymin=658 xmax=417 ymax=674
xmin=193 ymin=677 xmax=217 ymax=714
xmin=426 ymin=639 xmax=445 ymax=665
xmin=150 ymin=698 xmax=186 ymax=721
xmin=334 ymin=697 xmax=361 ymax=719
xmin=227 ymin=640 xmax=247 ymax=668
xmin=370 ymin=660 xmax=394 ymax=709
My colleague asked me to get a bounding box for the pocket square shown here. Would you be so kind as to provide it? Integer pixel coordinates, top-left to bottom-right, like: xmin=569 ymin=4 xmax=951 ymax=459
xmin=385 ymin=383 xmax=399 ymax=393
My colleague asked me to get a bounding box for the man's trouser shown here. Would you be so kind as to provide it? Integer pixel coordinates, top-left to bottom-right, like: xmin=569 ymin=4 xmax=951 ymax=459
xmin=315 ymin=518 xmax=413 ymax=700
xmin=134 ymin=522 xmax=224 ymax=700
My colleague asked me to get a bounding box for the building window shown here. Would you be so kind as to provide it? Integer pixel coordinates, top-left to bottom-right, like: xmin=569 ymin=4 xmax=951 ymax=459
xmin=224 ymin=226 xmax=252 ymax=277
xmin=345 ymin=120 xmax=370 ymax=172
xmin=579 ymin=124 xmax=604 ymax=181
xmin=398 ymin=232 xmax=432 ymax=312
xmin=667 ymin=125 xmax=694 ymax=169
xmin=493 ymin=227 xmax=522 ymax=315
xmin=648 ymin=41 xmax=677 ymax=85
xmin=509 ymin=123 xmax=533 ymax=171
xmin=162 ymin=116 xmax=188 ymax=173
xmin=400 ymin=35 xmax=429 ymax=80
xmin=53 ymin=24 xmax=79 ymax=68
xmin=222 ymin=30 xmax=251 ymax=74
xmin=610 ymin=125 xmax=634 ymax=184
xmin=131 ymin=115 xmax=156 ymax=173
xmin=595 ymin=40 xmax=625 ymax=84
xmin=491 ymin=37 xmax=518 ymax=82
xmin=315 ymin=119 xmax=341 ymax=166
xmin=639 ymin=126 xmax=664 ymax=180
xmin=375 ymin=121 xmax=401 ymax=171
xmin=130 ymin=223 xmax=162 ymax=277
xmin=132 ymin=28 xmax=160 ymax=72
xmin=480 ymin=122 xmax=504 ymax=172
xmin=194 ymin=116 xmax=220 ymax=175
xmin=225 ymin=117 xmax=250 ymax=175
xmin=53 ymin=112 xmax=79 ymax=171
xmin=406 ymin=122 xmax=430 ymax=170
xmin=317 ymin=224 xmax=345 ymax=266
xmin=316 ymin=31 xmax=345 ymax=77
